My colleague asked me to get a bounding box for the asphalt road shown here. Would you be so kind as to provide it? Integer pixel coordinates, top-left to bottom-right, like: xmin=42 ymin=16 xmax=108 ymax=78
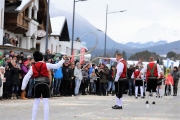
xmin=0 ymin=90 xmax=179 ymax=120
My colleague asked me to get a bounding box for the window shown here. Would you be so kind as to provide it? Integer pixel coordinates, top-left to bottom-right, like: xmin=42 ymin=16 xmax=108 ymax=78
xmin=19 ymin=37 xmax=22 ymax=47
xmin=0 ymin=8 xmax=3 ymax=29
xmin=36 ymin=43 xmax=40 ymax=51
xmin=51 ymin=44 xmax=53 ymax=53
xmin=59 ymin=45 xmax=61 ymax=52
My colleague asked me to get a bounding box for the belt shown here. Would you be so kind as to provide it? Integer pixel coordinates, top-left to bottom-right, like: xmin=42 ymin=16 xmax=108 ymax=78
xmin=118 ymin=78 xmax=127 ymax=81
xmin=34 ymin=77 xmax=50 ymax=84
xmin=148 ymin=77 xmax=157 ymax=79
xmin=135 ymin=78 xmax=142 ymax=81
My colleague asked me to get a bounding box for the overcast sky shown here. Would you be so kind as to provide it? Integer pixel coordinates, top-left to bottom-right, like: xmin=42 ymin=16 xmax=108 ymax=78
xmin=51 ymin=0 xmax=180 ymax=43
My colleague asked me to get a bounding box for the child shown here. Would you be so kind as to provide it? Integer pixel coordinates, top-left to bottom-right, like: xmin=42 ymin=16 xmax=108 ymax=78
xmin=90 ymin=70 xmax=97 ymax=95
xmin=164 ymin=69 xmax=174 ymax=96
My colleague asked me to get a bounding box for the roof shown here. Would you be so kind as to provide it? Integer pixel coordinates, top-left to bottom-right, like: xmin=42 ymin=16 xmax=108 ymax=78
xmin=15 ymin=0 xmax=32 ymax=12
xmin=50 ymin=16 xmax=66 ymax=36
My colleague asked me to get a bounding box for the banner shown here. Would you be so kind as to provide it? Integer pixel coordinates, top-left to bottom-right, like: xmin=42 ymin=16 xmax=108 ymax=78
xmin=80 ymin=48 xmax=85 ymax=64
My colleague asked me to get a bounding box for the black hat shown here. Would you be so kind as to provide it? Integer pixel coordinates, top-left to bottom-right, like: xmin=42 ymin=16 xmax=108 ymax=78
xmin=20 ymin=52 xmax=23 ymax=55
xmin=33 ymin=51 xmax=43 ymax=62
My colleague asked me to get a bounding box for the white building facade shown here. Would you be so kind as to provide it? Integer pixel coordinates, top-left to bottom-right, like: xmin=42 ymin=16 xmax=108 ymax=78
xmin=0 ymin=0 xmax=5 ymax=42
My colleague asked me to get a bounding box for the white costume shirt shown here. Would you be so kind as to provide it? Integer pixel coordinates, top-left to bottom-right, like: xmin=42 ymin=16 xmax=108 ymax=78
xmin=21 ymin=59 xmax=65 ymax=90
xmin=140 ymin=62 xmax=162 ymax=77
xmin=110 ymin=58 xmax=124 ymax=82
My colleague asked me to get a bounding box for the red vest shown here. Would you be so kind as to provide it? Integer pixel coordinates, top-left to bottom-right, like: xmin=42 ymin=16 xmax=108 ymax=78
xmin=119 ymin=59 xmax=127 ymax=78
xmin=32 ymin=62 xmax=49 ymax=78
xmin=134 ymin=70 xmax=140 ymax=78
xmin=146 ymin=62 xmax=158 ymax=77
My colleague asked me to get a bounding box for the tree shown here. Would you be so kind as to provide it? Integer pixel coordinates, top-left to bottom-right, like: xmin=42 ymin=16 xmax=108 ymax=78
xmin=167 ymin=51 xmax=177 ymax=59
xmin=122 ymin=51 xmax=127 ymax=60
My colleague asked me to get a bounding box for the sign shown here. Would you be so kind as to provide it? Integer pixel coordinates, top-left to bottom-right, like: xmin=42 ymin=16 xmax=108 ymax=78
xmin=80 ymin=48 xmax=85 ymax=64
xmin=35 ymin=30 xmax=46 ymax=38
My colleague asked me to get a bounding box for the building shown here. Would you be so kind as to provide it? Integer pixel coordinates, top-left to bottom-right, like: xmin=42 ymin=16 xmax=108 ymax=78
xmin=0 ymin=1 xmax=5 ymax=42
xmin=3 ymin=0 xmax=51 ymax=50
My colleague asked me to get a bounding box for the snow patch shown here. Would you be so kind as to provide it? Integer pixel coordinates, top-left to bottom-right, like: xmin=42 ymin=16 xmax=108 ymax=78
xmin=16 ymin=0 xmax=32 ymax=11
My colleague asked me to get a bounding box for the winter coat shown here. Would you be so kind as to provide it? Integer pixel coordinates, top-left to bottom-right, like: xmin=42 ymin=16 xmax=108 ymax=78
xmin=54 ymin=67 xmax=63 ymax=79
xmin=171 ymin=71 xmax=180 ymax=81
xmin=62 ymin=65 xmax=70 ymax=80
xmin=127 ymin=68 xmax=134 ymax=79
xmin=4 ymin=69 xmax=11 ymax=86
xmin=90 ymin=74 xmax=97 ymax=83
xmin=82 ymin=70 xmax=88 ymax=83
xmin=98 ymin=67 xmax=109 ymax=83
xmin=109 ymin=69 xmax=116 ymax=81
xmin=69 ymin=68 xmax=75 ymax=80
xmin=21 ymin=64 xmax=29 ymax=78
xmin=10 ymin=67 xmax=20 ymax=86
xmin=74 ymin=67 xmax=83 ymax=80
xmin=3 ymin=36 xmax=9 ymax=45
xmin=165 ymin=74 xmax=174 ymax=85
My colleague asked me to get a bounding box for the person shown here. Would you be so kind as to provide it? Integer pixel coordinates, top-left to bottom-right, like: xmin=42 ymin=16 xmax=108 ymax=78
xmin=171 ymin=66 xmax=180 ymax=96
xmin=21 ymin=51 xmax=67 ymax=120
xmin=107 ymin=53 xmax=127 ymax=109
xmin=0 ymin=51 xmax=5 ymax=67
xmin=53 ymin=57 xmax=63 ymax=97
xmin=107 ymin=66 xmax=116 ymax=96
xmin=69 ymin=63 xmax=75 ymax=96
xmin=156 ymin=72 xmax=164 ymax=98
xmin=11 ymin=61 xmax=21 ymax=99
xmin=3 ymin=64 xmax=11 ymax=99
xmin=131 ymin=66 xmax=144 ymax=99
xmin=3 ymin=33 xmax=9 ymax=45
xmin=81 ymin=65 xmax=89 ymax=95
xmin=127 ymin=65 xmax=134 ymax=96
xmin=0 ymin=67 xmax=5 ymax=100
xmin=74 ymin=62 xmax=83 ymax=96
xmin=62 ymin=60 xmax=70 ymax=96
xmin=164 ymin=69 xmax=174 ymax=96
xmin=98 ymin=63 xmax=109 ymax=96
xmin=44 ymin=49 xmax=54 ymax=62
xmin=138 ymin=57 xmax=163 ymax=107
xmin=90 ymin=70 xmax=97 ymax=95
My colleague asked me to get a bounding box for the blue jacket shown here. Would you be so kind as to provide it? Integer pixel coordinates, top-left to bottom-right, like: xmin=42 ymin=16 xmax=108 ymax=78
xmin=54 ymin=67 xmax=63 ymax=79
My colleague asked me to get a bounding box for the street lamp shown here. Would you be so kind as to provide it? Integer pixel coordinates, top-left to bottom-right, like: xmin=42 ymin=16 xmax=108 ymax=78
xmin=45 ymin=0 xmax=50 ymax=53
xmin=104 ymin=5 xmax=126 ymax=56
xmin=71 ymin=0 xmax=87 ymax=55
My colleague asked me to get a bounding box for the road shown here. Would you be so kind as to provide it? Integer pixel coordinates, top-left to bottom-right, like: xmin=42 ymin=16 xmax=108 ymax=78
xmin=0 ymin=92 xmax=179 ymax=120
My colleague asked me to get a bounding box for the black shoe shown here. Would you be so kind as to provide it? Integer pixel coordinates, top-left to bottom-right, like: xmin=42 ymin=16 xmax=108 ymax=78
xmin=146 ymin=101 xmax=149 ymax=104
xmin=152 ymin=101 xmax=155 ymax=104
xmin=141 ymin=97 xmax=145 ymax=99
xmin=112 ymin=106 xmax=123 ymax=109
xmin=112 ymin=105 xmax=118 ymax=109
xmin=135 ymin=97 xmax=138 ymax=99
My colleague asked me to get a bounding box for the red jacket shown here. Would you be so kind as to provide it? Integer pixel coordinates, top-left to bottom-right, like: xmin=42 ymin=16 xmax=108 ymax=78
xmin=32 ymin=62 xmax=49 ymax=78
xmin=134 ymin=70 xmax=140 ymax=79
xmin=165 ymin=74 xmax=174 ymax=85
xmin=120 ymin=59 xmax=127 ymax=78
xmin=146 ymin=62 xmax=158 ymax=77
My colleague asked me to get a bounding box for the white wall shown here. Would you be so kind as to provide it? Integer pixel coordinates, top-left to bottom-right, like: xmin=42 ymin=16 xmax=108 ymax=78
xmin=0 ymin=0 xmax=5 ymax=45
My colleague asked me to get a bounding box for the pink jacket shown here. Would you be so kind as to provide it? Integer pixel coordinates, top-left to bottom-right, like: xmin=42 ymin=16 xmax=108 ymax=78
xmin=165 ymin=74 xmax=174 ymax=85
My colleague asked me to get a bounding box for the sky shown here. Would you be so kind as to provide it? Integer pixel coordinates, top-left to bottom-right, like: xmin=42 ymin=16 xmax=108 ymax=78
xmin=51 ymin=0 xmax=180 ymax=43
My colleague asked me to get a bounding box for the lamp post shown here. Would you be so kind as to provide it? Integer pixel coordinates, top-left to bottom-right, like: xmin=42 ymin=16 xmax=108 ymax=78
xmin=71 ymin=0 xmax=87 ymax=55
xmin=45 ymin=0 xmax=50 ymax=53
xmin=104 ymin=5 xmax=126 ymax=56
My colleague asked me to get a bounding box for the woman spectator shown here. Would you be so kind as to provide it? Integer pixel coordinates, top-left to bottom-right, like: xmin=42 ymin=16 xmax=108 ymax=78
xmin=171 ymin=66 xmax=180 ymax=96
xmin=0 ymin=67 xmax=5 ymax=100
xmin=4 ymin=64 xmax=11 ymax=99
xmin=62 ymin=60 xmax=70 ymax=96
xmin=10 ymin=61 xmax=21 ymax=99
xmin=98 ymin=63 xmax=109 ymax=96
xmin=69 ymin=62 xmax=75 ymax=96
xmin=53 ymin=58 xmax=63 ymax=97
xmin=21 ymin=61 xmax=29 ymax=99
xmin=107 ymin=66 xmax=116 ymax=96
xmin=90 ymin=70 xmax=97 ymax=95
xmin=74 ymin=62 xmax=83 ymax=96
xmin=81 ymin=65 xmax=89 ymax=95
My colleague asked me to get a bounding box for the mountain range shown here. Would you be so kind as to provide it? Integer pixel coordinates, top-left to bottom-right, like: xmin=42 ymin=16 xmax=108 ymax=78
xmin=50 ymin=2 xmax=180 ymax=57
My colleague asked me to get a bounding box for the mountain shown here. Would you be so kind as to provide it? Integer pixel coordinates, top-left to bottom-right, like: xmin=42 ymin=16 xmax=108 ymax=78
xmin=134 ymin=40 xmax=180 ymax=55
xmin=125 ymin=23 xmax=180 ymax=44
xmin=124 ymin=40 xmax=167 ymax=48
xmin=49 ymin=2 xmax=129 ymax=52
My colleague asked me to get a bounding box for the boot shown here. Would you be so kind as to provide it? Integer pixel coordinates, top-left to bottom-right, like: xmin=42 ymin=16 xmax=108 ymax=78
xmin=21 ymin=91 xmax=28 ymax=100
xmin=13 ymin=94 xmax=17 ymax=100
xmin=11 ymin=94 xmax=14 ymax=100
xmin=112 ymin=91 xmax=115 ymax=96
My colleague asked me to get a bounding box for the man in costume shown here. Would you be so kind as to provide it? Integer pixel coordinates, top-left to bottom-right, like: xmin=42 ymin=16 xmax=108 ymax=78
xmin=107 ymin=53 xmax=127 ymax=109
xmin=138 ymin=57 xmax=163 ymax=107
xmin=21 ymin=51 xmax=67 ymax=120
xmin=131 ymin=66 xmax=144 ymax=99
